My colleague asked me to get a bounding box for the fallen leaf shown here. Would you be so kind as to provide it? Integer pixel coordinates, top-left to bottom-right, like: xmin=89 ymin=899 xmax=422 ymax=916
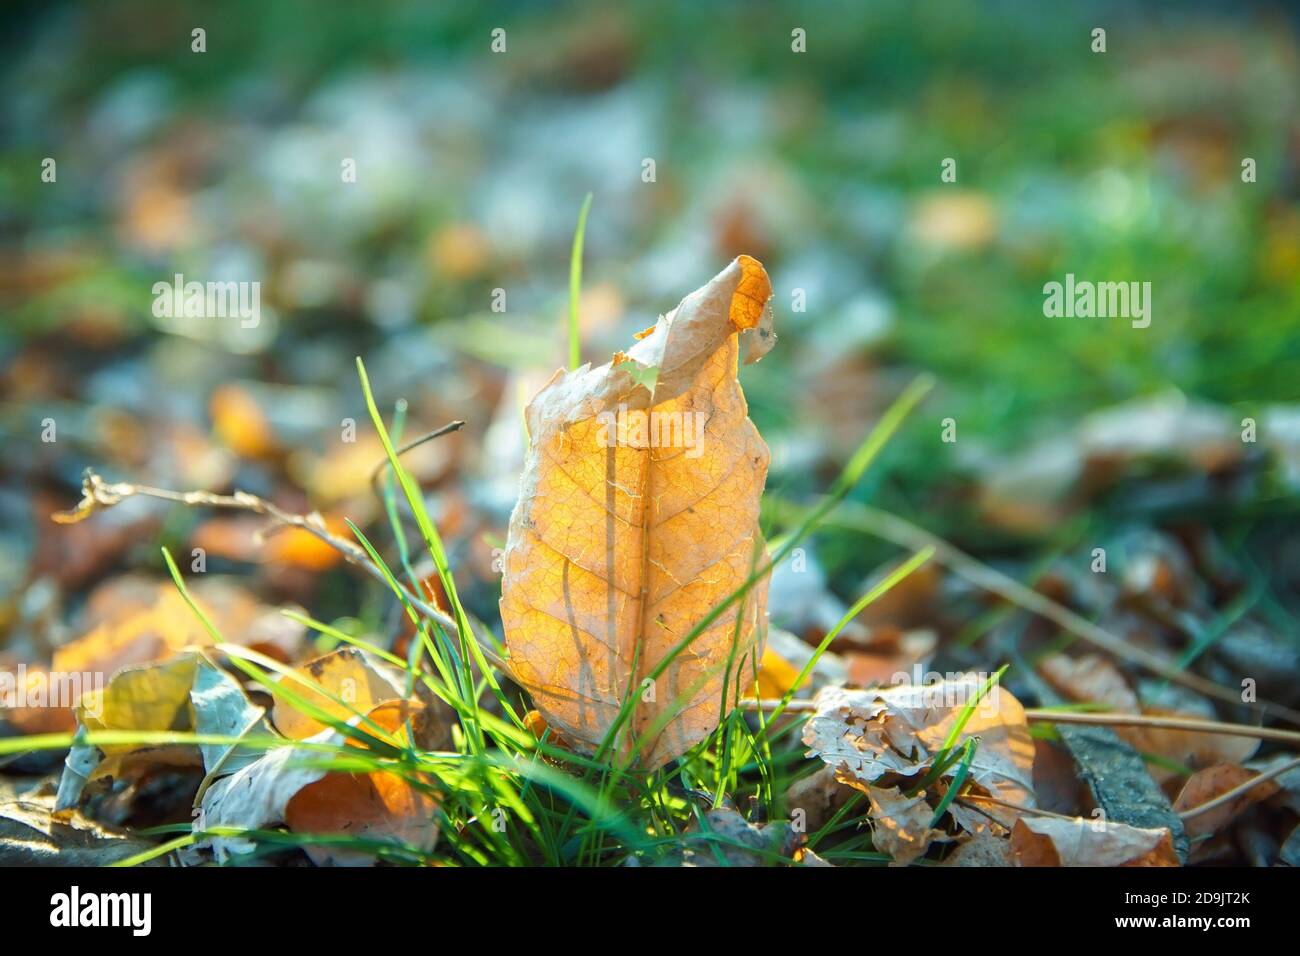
xmin=263 ymin=522 xmax=348 ymax=572
xmin=866 ymin=786 xmax=950 ymax=865
xmin=53 ymin=587 xmax=210 ymax=683
xmin=1039 ymin=653 xmax=1140 ymax=712
xmin=1010 ymin=816 xmax=1179 ymax=867
xmin=785 ymin=765 xmax=854 ymax=834
xmin=200 ymin=702 xmax=438 ymax=866
xmin=52 ymin=578 xmax=308 ymax=682
xmin=803 ymin=678 xmax=1036 ymax=835
xmin=751 ymin=645 xmax=806 ymax=700
xmin=198 ymin=730 xmax=334 ymax=861
xmin=282 ymin=704 xmax=440 ymax=866
xmin=271 ymin=648 xmax=452 ymax=753
xmin=1173 ymin=763 xmax=1278 ymax=841
xmin=54 ymin=652 xmax=268 ymax=812
xmin=843 ymin=629 xmax=937 ymax=688
xmin=748 ymin=627 xmax=846 ymax=701
xmin=792 ymin=846 xmax=834 ymax=866
xmin=1080 ymin=392 xmax=1241 ymax=474
xmin=523 ymin=708 xmax=579 ymax=757
xmin=1248 ymin=752 xmax=1300 ymax=814
xmin=1038 ymin=652 xmax=1258 ymax=781
xmin=975 ymin=436 xmax=1082 ymax=535
xmin=852 ymin=559 xmax=943 ymax=632
xmin=765 ymin=548 xmax=869 ymax=647
xmin=500 ymin=255 xmax=775 ymax=767
xmin=0 ymin=666 xmax=77 ymax=734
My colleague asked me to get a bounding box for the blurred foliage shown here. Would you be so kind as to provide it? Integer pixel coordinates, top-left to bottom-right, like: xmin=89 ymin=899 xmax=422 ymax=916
xmin=1 ymin=0 xmax=1298 ymax=598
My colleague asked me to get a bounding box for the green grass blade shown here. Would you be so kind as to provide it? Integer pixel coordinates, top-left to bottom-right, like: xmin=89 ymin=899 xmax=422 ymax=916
xmin=568 ymin=192 xmax=593 ymax=370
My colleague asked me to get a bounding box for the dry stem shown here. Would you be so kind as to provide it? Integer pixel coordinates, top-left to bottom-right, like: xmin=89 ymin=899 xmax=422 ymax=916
xmin=54 ymin=468 xmax=461 ymax=639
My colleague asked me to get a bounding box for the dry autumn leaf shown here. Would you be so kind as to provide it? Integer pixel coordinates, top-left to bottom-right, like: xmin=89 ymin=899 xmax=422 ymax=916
xmin=500 ymin=255 xmax=776 ymax=767
xmin=1010 ymin=816 xmax=1179 ymax=867
xmin=54 ymin=652 xmax=269 ymax=812
xmin=866 ymin=786 xmax=950 ymax=866
xmin=201 ymin=701 xmax=438 ymax=866
xmin=271 ymin=647 xmax=452 ymax=751
xmin=803 ymin=678 xmax=1037 ymax=834
xmin=1173 ymin=763 xmax=1278 ymax=841
xmin=1038 ymin=653 xmax=1259 ymax=781
xmin=785 ymin=765 xmax=854 ymax=835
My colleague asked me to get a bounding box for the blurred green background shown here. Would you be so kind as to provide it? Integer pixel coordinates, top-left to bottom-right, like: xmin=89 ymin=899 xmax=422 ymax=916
xmin=2 ymin=0 xmax=1299 ymax=629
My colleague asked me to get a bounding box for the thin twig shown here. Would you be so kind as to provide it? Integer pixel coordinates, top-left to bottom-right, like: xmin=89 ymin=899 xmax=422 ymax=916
xmin=739 ymin=696 xmax=1300 ymax=747
xmin=1022 ymin=709 xmax=1300 ymax=746
xmin=368 ymin=419 xmax=465 ymax=499
xmin=53 ymin=468 xmax=464 ymax=642
xmin=1176 ymin=755 xmax=1300 ymax=820
xmin=956 ymin=793 xmax=1076 ymax=822
xmin=790 ymin=500 xmax=1300 ymax=726
xmin=743 ymin=697 xmax=815 ymax=713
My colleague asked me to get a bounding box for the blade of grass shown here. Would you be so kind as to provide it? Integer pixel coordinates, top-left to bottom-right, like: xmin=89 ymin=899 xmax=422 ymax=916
xmin=927 ymin=737 xmax=978 ymax=828
xmin=568 ymin=192 xmax=593 ymax=370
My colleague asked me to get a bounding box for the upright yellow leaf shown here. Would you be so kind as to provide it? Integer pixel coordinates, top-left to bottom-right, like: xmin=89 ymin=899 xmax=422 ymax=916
xmin=500 ymin=255 xmax=775 ymax=767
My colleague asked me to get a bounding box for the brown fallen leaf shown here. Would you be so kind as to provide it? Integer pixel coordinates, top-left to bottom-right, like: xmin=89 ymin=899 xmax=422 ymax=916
xmin=866 ymin=786 xmax=950 ymax=866
xmin=0 ymin=666 xmax=78 ymax=734
xmin=283 ymin=703 xmax=440 ymax=866
xmin=785 ymin=764 xmax=854 ymax=835
xmin=1010 ymin=816 xmax=1179 ymax=867
xmin=1038 ymin=652 xmax=1258 ymax=782
xmin=200 ymin=702 xmax=438 ymax=866
xmin=500 ymin=255 xmax=775 ymax=767
xmin=1173 ymin=763 xmax=1278 ymax=841
xmin=1039 ymin=653 xmax=1140 ymax=713
xmin=852 ymin=559 xmax=943 ymax=632
xmin=53 ymin=586 xmax=213 ymax=684
xmin=803 ymin=678 xmax=1037 ymax=836
xmin=1249 ymin=752 xmax=1300 ymax=814
xmin=271 ymin=647 xmax=451 ymax=751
